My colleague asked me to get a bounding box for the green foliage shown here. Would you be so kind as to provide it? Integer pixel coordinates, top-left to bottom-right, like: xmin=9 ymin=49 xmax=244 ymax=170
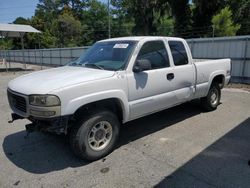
xmin=2 ymin=0 xmax=248 ymax=50
xmin=192 ymin=0 xmax=225 ymax=37
xmin=13 ymin=17 xmax=30 ymax=25
xmin=110 ymin=0 xmax=134 ymax=37
xmin=82 ymin=0 xmax=109 ymax=44
xmin=156 ymin=16 xmax=174 ymax=36
xmin=169 ymin=0 xmax=192 ymax=37
xmin=212 ymin=7 xmax=241 ymax=37
xmin=40 ymin=29 xmax=57 ymax=48
xmin=0 ymin=39 xmax=13 ymax=50
xmin=57 ymin=12 xmax=82 ymax=47
xmin=112 ymin=0 xmax=170 ymax=35
xmin=225 ymin=0 xmax=250 ymax=35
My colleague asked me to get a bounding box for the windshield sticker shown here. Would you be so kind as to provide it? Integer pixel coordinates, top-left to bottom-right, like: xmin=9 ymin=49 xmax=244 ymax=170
xmin=113 ymin=43 xmax=129 ymax=48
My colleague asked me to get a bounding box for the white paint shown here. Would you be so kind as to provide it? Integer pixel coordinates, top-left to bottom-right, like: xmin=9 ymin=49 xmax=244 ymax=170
xmin=8 ymin=37 xmax=231 ymax=123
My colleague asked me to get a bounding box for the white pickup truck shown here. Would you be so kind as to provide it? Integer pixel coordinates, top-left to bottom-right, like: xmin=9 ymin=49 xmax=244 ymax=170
xmin=7 ymin=36 xmax=231 ymax=160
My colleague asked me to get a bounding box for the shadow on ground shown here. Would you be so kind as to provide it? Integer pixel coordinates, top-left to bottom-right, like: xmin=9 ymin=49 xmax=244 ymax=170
xmin=155 ymin=117 xmax=250 ymax=188
xmin=2 ymin=101 xmax=202 ymax=174
xmin=0 ymin=68 xmax=33 ymax=72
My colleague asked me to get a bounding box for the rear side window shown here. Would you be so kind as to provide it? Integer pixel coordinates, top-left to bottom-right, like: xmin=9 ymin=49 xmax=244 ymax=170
xmin=169 ymin=41 xmax=188 ymax=66
xmin=137 ymin=41 xmax=170 ymax=69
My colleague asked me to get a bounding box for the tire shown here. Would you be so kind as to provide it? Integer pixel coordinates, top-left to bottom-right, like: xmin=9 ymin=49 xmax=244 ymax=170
xmin=201 ymin=83 xmax=221 ymax=111
xmin=70 ymin=111 xmax=120 ymax=161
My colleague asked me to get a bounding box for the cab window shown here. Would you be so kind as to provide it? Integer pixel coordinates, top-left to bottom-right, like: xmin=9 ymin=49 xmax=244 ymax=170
xmin=169 ymin=41 xmax=189 ymax=66
xmin=137 ymin=41 xmax=170 ymax=69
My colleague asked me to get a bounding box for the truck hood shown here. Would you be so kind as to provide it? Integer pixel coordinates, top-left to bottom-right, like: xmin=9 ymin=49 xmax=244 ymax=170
xmin=8 ymin=66 xmax=115 ymax=95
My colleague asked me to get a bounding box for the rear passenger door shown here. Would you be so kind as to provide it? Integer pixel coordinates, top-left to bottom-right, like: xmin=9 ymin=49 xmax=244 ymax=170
xmin=168 ymin=40 xmax=196 ymax=103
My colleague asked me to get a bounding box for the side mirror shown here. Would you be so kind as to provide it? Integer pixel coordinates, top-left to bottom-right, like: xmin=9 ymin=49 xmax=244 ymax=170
xmin=133 ymin=59 xmax=151 ymax=73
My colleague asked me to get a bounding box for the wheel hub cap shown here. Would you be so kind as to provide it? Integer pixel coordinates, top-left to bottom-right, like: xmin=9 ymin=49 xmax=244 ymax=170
xmin=210 ymin=90 xmax=218 ymax=105
xmin=88 ymin=121 xmax=113 ymax=151
xmin=95 ymin=129 xmax=105 ymax=141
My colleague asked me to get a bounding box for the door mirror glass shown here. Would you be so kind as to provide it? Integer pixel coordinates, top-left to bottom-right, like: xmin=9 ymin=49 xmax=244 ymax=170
xmin=133 ymin=59 xmax=152 ymax=73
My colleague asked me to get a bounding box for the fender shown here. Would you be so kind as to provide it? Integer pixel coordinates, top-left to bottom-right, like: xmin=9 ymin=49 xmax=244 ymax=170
xmin=62 ymin=90 xmax=130 ymax=123
xmin=206 ymin=70 xmax=226 ymax=95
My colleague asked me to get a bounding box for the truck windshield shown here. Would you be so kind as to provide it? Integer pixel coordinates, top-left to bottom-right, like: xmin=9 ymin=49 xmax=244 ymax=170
xmin=68 ymin=41 xmax=136 ymax=71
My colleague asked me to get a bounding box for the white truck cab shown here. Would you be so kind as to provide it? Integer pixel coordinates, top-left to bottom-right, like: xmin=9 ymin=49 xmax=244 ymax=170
xmin=7 ymin=36 xmax=231 ymax=160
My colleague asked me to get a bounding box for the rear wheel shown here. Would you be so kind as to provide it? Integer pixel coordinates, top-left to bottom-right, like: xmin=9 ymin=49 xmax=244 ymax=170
xmin=201 ymin=83 xmax=221 ymax=111
xmin=70 ymin=111 xmax=120 ymax=161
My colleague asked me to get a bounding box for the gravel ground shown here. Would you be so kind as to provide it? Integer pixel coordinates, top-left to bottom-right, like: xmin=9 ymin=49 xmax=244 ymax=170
xmin=226 ymin=83 xmax=250 ymax=92
xmin=0 ymin=64 xmax=250 ymax=188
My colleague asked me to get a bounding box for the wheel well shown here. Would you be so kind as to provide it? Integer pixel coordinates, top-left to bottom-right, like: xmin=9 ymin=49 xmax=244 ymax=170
xmin=212 ymin=75 xmax=225 ymax=88
xmin=73 ymin=98 xmax=123 ymax=122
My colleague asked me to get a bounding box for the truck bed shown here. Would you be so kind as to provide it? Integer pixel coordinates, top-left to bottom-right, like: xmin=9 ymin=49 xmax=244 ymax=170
xmin=193 ymin=58 xmax=231 ymax=98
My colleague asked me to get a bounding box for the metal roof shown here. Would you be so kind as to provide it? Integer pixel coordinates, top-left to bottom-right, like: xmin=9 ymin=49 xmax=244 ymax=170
xmin=0 ymin=23 xmax=41 ymax=37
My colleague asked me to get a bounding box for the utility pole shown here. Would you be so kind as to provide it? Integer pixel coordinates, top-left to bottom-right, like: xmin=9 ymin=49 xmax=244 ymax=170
xmin=108 ymin=0 xmax=111 ymax=38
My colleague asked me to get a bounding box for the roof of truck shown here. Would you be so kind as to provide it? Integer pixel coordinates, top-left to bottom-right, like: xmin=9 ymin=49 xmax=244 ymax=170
xmin=100 ymin=36 xmax=184 ymax=42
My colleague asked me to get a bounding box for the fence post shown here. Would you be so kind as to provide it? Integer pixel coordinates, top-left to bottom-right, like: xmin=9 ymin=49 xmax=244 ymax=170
xmin=28 ymin=49 xmax=30 ymax=65
xmin=7 ymin=50 xmax=11 ymax=69
xmin=41 ymin=50 xmax=43 ymax=70
xmin=59 ymin=48 xmax=62 ymax=66
xmin=191 ymin=39 xmax=194 ymax=55
xmin=70 ymin=48 xmax=73 ymax=60
xmin=242 ymin=37 xmax=248 ymax=83
xmin=34 ymin=50 xmax=37 ymax=65
xmin=50 ymin=49 xmax=52 ymax=66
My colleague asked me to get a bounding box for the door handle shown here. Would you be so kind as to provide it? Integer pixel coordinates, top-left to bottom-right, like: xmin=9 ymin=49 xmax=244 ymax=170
xmin=167 ymin=73 xmax=174 ymax=80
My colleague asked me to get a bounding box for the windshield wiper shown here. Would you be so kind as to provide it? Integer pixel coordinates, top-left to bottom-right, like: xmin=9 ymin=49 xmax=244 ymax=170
xmin=84 ymin=63 xmax=104 ymax=70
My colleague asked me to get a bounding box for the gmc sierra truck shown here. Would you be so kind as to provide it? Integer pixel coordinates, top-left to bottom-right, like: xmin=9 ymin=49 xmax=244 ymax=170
xmin=7 ymin=36 xmax=231 ymax=161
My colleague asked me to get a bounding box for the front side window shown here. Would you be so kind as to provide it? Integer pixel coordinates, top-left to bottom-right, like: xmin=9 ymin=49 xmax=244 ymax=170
xmin=169 ymin=41 xmax=188 ymax=66
xmin=137 ymin=40 xmax=170 ymax=69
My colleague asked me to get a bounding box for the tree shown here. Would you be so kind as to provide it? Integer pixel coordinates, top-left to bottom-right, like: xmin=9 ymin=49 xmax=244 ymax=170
xmin=13 ymin=17 xmax=30 ymax=25
xmin=156 ymin=15 xmax=174 ymax=36
xmin=81 ymin=0 xmax=109 ymax=44
xmin=40 ymin=29 xmax=57 ymax=48
xmin=212 ymin=7 xmax=241 ymax=37
xmin=192 ymin=0 xmax=225 ymax=37
xmin=12 ymin=17 xmax=31 ymax=49
xmin=169 ymin=0 xmax=192 ymax=38
xmin=225 ymin=0 xmax=250 ymax=35
xmin=56 ymin=12 xmax=82 ymax=47
xmin=112 ymin=0 xmax=170 ymax=35
xmin=59 ymin=0 xmax=87 ymax=19
xmin=111 ymin=0 xmax=134 ymax=37
xmin=0 ymin=39 xmax=13 ymax=50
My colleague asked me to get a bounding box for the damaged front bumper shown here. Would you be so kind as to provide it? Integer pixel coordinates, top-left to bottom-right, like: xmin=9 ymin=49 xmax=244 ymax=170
xmin=9 ymin=113 xmax=72 ymax=135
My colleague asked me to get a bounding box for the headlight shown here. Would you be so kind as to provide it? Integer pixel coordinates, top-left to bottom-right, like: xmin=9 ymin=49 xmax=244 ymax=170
xmin=29 ymin=95 xmax=60 ymax=106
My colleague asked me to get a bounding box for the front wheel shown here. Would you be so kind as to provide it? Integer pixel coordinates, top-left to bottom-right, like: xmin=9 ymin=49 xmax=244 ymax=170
xmin=70 ymin=111 xmax=120 ymax=161
xmin=201 ymin=83 xmax=221 ymax=111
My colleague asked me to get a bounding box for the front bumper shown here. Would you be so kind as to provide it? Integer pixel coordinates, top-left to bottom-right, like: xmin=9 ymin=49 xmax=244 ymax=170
xmin=27 ymin=115 xmax=70 ymax=134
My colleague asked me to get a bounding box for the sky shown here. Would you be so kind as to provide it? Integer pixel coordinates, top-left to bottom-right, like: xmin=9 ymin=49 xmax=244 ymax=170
xmin=0 ymin=0 xmax=40 ymax=23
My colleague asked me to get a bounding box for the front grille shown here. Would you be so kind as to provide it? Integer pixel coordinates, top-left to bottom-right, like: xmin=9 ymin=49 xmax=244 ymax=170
xmin=7 ymin=90 xmax=27 ymax=113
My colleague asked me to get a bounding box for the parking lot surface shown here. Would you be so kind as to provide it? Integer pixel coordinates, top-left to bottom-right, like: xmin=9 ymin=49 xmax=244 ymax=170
xmin=0 ymin=66 xmax=250 ymax=188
